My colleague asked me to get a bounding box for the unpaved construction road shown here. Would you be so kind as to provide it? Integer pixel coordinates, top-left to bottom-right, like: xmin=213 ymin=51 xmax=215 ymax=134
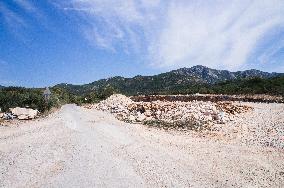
xmin=1 ymin=104 xmax=284 ymax=187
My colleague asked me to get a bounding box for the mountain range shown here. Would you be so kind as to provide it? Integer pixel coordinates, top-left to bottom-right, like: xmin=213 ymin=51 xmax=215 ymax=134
xmin=1 ymin=65 xmax=283 ymax=112
xmin=54 ymin=65 xmax=283 ymax=95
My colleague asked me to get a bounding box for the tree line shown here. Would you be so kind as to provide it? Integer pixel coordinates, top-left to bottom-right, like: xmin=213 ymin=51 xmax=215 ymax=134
xmin=0 ymin=76 xmax=283 ymax=113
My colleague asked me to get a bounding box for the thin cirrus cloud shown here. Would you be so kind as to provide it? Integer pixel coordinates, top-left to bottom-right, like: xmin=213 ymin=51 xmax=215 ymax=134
xmin=60 ymin=0 xmax=284 ymax=71
xmin=0 ymin=0 xmax=43 ymax=33
xmin=13 ymin=0 xmax=36 ymax=12
xmin=0 ymin=1 xmax=27 ymax=29
xmin=2 ymin=0 xmax=284 ymax=71
xmin=62 ymin=0 xmax=164 ymax=54
xmin=151 ymin=0 xmax=284 ymax=70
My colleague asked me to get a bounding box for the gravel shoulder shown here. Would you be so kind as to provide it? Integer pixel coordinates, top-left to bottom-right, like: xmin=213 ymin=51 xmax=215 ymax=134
xmin=0 ymin=103 xmax=284 ymax=187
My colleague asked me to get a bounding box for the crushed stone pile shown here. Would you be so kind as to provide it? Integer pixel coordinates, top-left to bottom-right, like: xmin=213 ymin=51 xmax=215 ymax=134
xmin=94 ymin=94 xmax=252 ymax=130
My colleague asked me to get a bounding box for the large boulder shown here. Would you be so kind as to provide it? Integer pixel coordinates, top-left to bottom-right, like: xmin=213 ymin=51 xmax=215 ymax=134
xmin=10 ymin=107 xmax=39 ymax=120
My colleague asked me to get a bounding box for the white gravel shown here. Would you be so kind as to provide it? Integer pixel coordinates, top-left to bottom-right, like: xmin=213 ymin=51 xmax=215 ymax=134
xmin=209 ymin=102 xmax=284 ymax=149
xmin=0 ymin=104 xmax=284 ymax=187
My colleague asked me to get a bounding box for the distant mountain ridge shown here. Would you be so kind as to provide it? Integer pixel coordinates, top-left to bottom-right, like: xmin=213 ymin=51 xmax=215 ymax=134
xmin=54 ymin=65 xmax=283 ymax=95
xmin=1 ymin=66 xmax=283 ymax=114
xmin=170 ymin=65 xmax=280 ymax=84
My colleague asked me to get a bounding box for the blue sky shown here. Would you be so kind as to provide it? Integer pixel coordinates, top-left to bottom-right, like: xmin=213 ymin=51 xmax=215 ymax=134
xmin=0 ymin=0 xmax=284 ymax=87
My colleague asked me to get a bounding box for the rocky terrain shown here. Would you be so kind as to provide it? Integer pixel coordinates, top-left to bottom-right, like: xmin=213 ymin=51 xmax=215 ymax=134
xmin=1 ymin=103 xmax=284 ymax=187
xmin=131 ymin=94 xmax=284 ymax=103
xmin=93 ymin=94 xmax=252 ymax=130
xmin=93 ymin=94 xmax=284 ymax=149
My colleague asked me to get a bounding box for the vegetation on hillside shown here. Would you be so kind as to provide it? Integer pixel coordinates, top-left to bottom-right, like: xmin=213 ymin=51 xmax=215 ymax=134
xmin=0 ymin=87 xmax=82 ymax=112
xmin=53 ymin=66 xmax=283 ymax=96
xmin=209 ymin=76 xmax=284 ymax=96
xmin=70 ymin=76 xmax=284 ymax=96
xmin=0 ymin=87 xmax=55 ymax=112
xmin=0 ymin=72 xmax=283 ymax=113
xmin=0 ymin=85 xmax=117 ymax=112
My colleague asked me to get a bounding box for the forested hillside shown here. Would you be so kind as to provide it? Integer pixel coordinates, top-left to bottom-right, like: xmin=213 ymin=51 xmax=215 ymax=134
xmin=54 ymin=65 xmax=283 ymax=96
xmin=1 ymin=66 xmax=283 ymax=112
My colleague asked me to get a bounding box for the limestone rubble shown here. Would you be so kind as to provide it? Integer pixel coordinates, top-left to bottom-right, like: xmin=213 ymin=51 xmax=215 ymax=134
xmin=94 ymin=94 xmax=252 ymax=130
xmin=9 ymin=107 xmax=39 ymax=120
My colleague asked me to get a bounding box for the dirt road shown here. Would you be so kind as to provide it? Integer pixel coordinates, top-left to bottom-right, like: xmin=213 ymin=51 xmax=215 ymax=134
xmin=0 ymin=104 xmax=283 ymax=187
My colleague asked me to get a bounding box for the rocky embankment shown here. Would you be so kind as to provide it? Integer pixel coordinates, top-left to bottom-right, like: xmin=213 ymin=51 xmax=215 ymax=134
xmin=93 ymin=94 xmax=252 ymax=130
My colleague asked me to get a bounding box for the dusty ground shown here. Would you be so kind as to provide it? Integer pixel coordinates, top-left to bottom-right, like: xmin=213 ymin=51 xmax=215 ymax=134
xmin=0 ymin=103 xmax=284 ymax=187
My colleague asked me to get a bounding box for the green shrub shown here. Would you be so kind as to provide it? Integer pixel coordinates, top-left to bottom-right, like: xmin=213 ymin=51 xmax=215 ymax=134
xmin=0 ymin=87 xmax=53 ymax=112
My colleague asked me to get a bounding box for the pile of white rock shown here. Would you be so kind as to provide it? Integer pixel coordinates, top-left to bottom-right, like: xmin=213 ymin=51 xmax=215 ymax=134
xmin=0 ymin=107 xmax=39 ymax=120
xmin=95 ymin=94 xmax=133 ymax=113
xmin=95 ymin=94 xmax=252 ymax=130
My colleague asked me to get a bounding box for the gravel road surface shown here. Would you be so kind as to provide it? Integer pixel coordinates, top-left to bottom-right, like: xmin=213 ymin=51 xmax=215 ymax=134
xmin=0 ymin=104 xmax=283 ymax=187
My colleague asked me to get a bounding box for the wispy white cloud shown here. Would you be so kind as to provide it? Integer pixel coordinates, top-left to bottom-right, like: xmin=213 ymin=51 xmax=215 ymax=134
xmin=151 ymin=0 xmax=284 ymax=70
xmin=61 ymin=0 xmax=164 ymax=53
xmin=258 ymin=39 xmax=284 ymax=65
xmin=14 ymin=0 xmax=46 ymax=22
xmin=0 ymin=2 xmax=27 ymax=29
xmin=14 ymin=0 xmax=36 ymax=12
xmin=0 ymin=0 xmax=45 ymax=35
xmin=58 ymin=0 xmax=284 ymax=70
xmin=82 ymin=26 xmax=116 ymax=51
